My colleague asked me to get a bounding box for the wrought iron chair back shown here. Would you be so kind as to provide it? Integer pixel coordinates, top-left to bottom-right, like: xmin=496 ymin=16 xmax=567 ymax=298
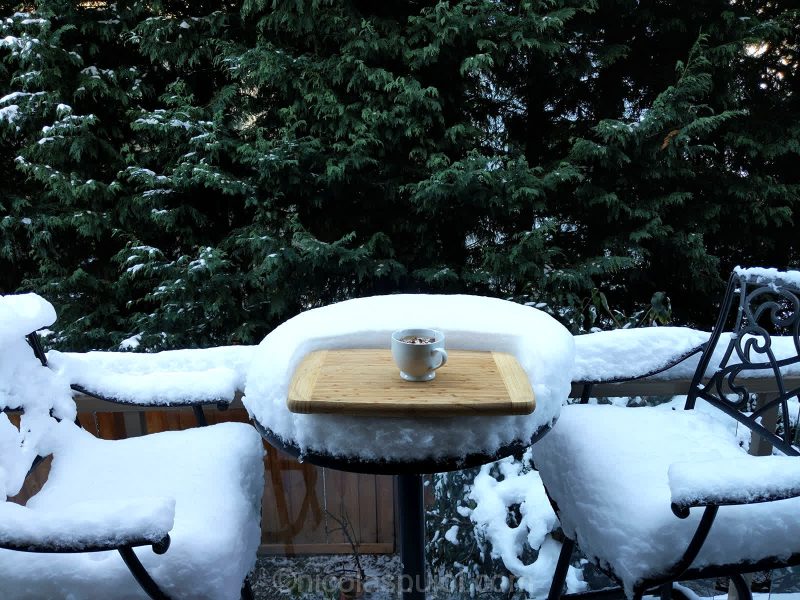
xmin=686 ymin=269 xmax=800 ymax=457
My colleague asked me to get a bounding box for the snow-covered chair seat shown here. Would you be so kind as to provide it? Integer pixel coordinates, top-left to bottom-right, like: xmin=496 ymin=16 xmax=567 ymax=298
xmin=244 ymin=294 xmax=574 ymax=469
xmin=533 ymin=268 xmax=800 ymax=600
xmin=0 ymin=422 xmax=265 ymax=600
xmin=0 ymin=294 xmax=265 ymax=600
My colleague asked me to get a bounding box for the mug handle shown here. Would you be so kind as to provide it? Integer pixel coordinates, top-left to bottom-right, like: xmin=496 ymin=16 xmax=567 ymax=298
xmin=431 ymin=348 xmax=448 ymax=370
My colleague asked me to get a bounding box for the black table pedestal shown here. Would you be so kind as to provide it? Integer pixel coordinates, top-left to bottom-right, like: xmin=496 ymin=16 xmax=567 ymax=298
xmin=397 ymin=473 xmax=426 ymax=600
xmin=253 ymin=422 xmax=552 ymax=599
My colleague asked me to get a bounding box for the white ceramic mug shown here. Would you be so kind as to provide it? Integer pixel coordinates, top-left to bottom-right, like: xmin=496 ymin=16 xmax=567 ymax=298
xmin=391 ymin=328 xmax=448 ymax=381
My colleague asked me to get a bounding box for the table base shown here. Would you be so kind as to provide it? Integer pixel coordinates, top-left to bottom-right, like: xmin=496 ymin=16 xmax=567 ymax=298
xmin=252 ymin=422 xmax=555 ymax=599
xmin=398 ymin=474 xmax=426 ymax=600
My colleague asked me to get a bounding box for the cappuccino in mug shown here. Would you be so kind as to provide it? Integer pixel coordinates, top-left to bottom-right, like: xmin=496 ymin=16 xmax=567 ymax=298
xmin=391 ymin=328 xmax=448 ymax=381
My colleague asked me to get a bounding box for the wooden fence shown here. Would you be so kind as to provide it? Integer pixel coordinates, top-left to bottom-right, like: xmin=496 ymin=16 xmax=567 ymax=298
xmin=11 ymin=376 xmax=790 ymax=556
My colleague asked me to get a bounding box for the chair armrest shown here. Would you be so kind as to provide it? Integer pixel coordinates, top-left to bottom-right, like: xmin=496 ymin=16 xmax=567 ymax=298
xmin=0 ymin=497 xmax=175 ymax=552
xmin=669 ymin=456 xmax=800 ymax=517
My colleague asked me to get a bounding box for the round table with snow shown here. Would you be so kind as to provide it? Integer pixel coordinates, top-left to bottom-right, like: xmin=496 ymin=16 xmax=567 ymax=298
xmin=244 ymin=294 xmax=574 ymax=599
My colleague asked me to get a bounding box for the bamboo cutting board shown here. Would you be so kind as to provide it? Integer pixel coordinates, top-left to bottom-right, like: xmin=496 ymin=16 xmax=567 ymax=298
xmin=287 ymin=349 xmax=535 ymax=417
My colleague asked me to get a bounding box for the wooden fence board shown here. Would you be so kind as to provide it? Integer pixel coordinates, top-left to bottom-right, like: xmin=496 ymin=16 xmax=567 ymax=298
xmin=260 ymin=444 xmax=329 ymax=553
xmin=8 ymin=456 xmax=51 ymax=506
xmin=261 ymin=444 xmax=292 ymax=548
xmin=287 ymin=461 xmax=325 ymax=546
xmin=259 ymin=542 xmax=395 ymax=556
xmin=144 ymin=410 xmax=182 ymax=434
xmin=358 ymin=474 xmax=378 ymax=544
xmin=76 ymin=412 xmax=97 ymax=435
xmin=322 ymin=468 xmax=348 ymax=545
xmin=375 ymin=474 xmax=395 ymax=546
xmin=96 ymin=412 xmax=127 ymax=440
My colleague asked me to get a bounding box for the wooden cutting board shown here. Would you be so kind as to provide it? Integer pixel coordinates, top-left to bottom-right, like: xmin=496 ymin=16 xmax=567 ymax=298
xmin=287 ymin=349 xmax=535 ymax=417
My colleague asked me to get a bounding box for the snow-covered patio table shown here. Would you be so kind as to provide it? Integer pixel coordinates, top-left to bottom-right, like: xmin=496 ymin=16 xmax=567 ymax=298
xmin=243 ymin=294 xmax=575 ymax=599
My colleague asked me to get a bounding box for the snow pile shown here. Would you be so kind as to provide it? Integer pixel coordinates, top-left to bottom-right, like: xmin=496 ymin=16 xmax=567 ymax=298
xmin=48 ymin=345 xmax=254 ymax=405
xmin=0 ymin=103 xmax=19 ymax=126
xmin=0 ymin=496 xmax=175 ymax=551
xmin=670 ymin=455 xmax=800 ymax=508
xmin=572 ymin=327 xmax=708 ymax=382
xmin=244 ymin=294 xmax=575 ymax=462
xmin=532 ymin=403 xmax=800 ymax=597
xmin=466 ymin=450 xmax=586 ymax=597
xmin=573 ymin=328 xmax=800 ymax=384
xmin=735 ymin=265 xmax=800 ymax=289
xmin=0 ymin=293 xmax=56 ymax=347
xmin=0 ymin=294 xmax=73 ymax=499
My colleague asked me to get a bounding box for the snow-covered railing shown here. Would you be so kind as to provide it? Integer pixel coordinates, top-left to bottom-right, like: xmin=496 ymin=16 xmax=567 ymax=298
xmin=70 ymin=373 xmax=798 ymax=409
xmin=64 ymin=323 xmax=800 ymax=421
xmin=69 ymin=374 xmax=799 ymax=437
xmin=60 ymin=323 xmax=799 ymax=487
xmin=24 ymin=316 xmax=800 ymax=597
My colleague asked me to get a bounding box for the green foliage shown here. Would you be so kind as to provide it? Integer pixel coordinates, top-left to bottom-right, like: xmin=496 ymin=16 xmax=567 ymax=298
xmin=1 ymin=0 xmax=799 ymax=349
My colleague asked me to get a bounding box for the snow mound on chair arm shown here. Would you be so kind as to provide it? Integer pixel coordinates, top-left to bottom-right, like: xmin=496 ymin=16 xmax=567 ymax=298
xmin=0 ymin=498 xmax=175 ymax=551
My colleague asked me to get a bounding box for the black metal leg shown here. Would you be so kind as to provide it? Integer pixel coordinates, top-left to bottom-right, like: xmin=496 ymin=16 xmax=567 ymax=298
xmin=579 ymin=383 xmax=593 ymax=404
xmin=192 ymin=405 xmax=208 ymax=426
xmin=118 ymin=546 xmax=170 ymax=600
xmin=241 ymin=574 xmax=255 ymax=600
xmin=548 ymin=537 xmax=574 ymax=600
xmin=397 ymin=474 xmax=426 ymax=600
xmin=729 ymin=574 xmax=752 ymax=600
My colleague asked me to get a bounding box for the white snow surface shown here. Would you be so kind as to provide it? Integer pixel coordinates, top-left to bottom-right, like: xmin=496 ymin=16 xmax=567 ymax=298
xmin=573 ymin=327 xmax=800 ymax=383
xmin=0 ymin=293 xmax=56 ymax=344
xmin=244 ymin=294 xmax=575 ymax=462
xmin=15 ymin=309 xmax=800 ymax=415
xmin=443 ymin=524 xmax=459 ymax=544
xmin=735 ymin=265 xmax=800 ymax=288
xmin=119 ymin=333 xmax=141 ymax=349
xmin=0 ymin=294 xmax=73 ymax=498
xmin=0 ymin=104 xmax=19 ymax=124
xmin=670 ymin=455 xmax=800 ymax=507
xmin=48 ymin=345 xmax=254 ymax=405
xmin=0 ymin=496 xmax=175 ymax=550
xmin=532 ymin=403 xmax=800 ymax=598
xmin=572 ymin=327 xmax=709 ymax=382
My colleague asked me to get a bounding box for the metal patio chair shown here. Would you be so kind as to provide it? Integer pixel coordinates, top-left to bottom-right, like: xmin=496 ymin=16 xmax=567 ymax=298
xmin=0 ymin=294 xmax=264 ymax=600
xmin=533 ymin=268 xmax=800 ymax=600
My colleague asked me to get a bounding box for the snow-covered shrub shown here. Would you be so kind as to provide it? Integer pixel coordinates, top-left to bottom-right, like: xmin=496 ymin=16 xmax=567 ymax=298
xmin=427 ymin=451 xmax=588 ymax=599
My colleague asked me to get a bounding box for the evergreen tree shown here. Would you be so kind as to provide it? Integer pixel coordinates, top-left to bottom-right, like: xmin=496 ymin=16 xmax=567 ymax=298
xmin=1 ymin=2 xmax=141 ymax=349
xmin=113 ymin=5 xmax=252 ymax=349
xmin=2 ymin=0 xmax=798 ymax=348
xmin=497 ymin=0 xmax=800 ymax=323
xmin=228 ymin=0 xmax=585 ymax=314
